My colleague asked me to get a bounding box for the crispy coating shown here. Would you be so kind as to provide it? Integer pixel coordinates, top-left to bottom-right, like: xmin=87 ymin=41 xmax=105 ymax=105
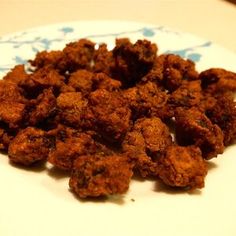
xmin=112 ymin=38 xmax=157 ymax=86
xmin=200 ymin=68 xmax=236 ymax=94
xmin=0 ymin=80 xmax=26 ymax=103
xmin=57 ymin=92 xmax=88 ymax=128
xmin=3 ymin=64 xmax=28 ymax=84
xmin=68 ymin=69 xmax=94 ymax=94
xmin=133 ymin=118 xmax=172 ymax=155
xmin=141 ymin=56 xmax=165 ymax=83
xmin=175 ymin=107 xmax=224 ymax=159
xmin=28 ymin=88 xmax=57 ymax=126
xmin=0 ymin=101 xmax=26 ymax=129
xmin=0 ymin=78 xmax=27 ymax=130
xmin=19 ymin=67 xmax=65 ymax=97
xmin=29 ymin=50 xmax=66 ymax=72
xmin=68 ymin=70 xmax=121 ymax=95
xmin=30 ymin=39 xmax=95 ymax=72
xmin=62 ymin=39 xmax=95 ymax=72
xmin=85 ymin=89 xmax=131 ymax=142
xmin=159 ymin=54 xmax=199 ymax=92
xmin=206 ymin=95 xmax=236 ymax=145
xmin=122 ymin=131 xmax=156 ymax=177
xmin=69 ymin=154 xmax=133 ymax=198
xmin=93 ymin=43 xmax=114 ymax=75
xmin=92 ymin=72 xmax=121 ymax=92
xmin=123 ymin=81 xmax=171 ymax=120
xmin=158 ymin=145 xmax=207 ymax=189
xmin=168 ymin=80 xmax=202 ymax=109
xmin=122 ymin=117 xmax=172 ymax=177
xmin=48 ymin=126 xmax=100 ymax=170
xmin=8 ymin=127 xmax=53 ymax=165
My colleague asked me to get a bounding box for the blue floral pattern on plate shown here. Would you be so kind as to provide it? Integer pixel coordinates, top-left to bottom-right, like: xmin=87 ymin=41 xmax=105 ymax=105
xmin=0 ymin=21 xmax=212 ymax=76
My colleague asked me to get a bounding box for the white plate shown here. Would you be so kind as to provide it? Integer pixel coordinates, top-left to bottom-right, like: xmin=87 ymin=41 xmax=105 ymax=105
xmin=0 ymin=21 xmax=236 ymax=236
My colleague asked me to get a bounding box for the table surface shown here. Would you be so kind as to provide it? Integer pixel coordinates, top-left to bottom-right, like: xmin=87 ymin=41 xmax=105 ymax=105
xmin=0 ymin=0 xmax=236 ymax=52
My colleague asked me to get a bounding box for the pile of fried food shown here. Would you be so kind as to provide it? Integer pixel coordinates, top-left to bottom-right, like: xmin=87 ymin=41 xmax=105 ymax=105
xmin=1 ymin=38 xmax=236 ymax=198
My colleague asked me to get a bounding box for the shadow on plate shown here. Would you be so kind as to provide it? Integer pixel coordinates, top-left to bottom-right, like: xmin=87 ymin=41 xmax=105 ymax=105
xmin=207 ymin=160 xmax=218 ymax=171
xmin=154 ymin=180 xmax=202 ymax=195
xmin=46 ymin=165 xmax=70 ymax=180
xmin=69 ymin=189 xmax=126 ymax=205
xmin=8 ymin=159 xmax=47 ymax=172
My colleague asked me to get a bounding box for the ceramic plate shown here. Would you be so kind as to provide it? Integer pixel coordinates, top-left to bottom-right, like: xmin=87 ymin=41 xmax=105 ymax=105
xmin=0 ymin=21 xmax=236 ymax=236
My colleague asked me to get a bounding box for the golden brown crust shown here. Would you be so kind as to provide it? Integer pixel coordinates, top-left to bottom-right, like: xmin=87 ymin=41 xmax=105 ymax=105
xmin=8 ymin=127 xmax=53 ymax=166
xmin=175 ymin=107 xmax=224 ymax=159
xmin=69 ymin=154 xmax=133 ymax=198
xmin=122 ymin=117 xmax=172 ymax=177
xmin=158 ymin=145 xmax=207 ymax=189
xmin=200 ymin=68 xmax=236 ymax=94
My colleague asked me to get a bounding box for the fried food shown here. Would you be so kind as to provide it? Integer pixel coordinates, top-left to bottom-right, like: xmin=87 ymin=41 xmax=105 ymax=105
xmin=47 ymin=125 xmax=114 ymax=170
xmin=158 ymin=145 xmax=207 ymax=189
xmin=122 ymin=117 xmax=172 ymax=177
xmin=8 ymin=127 xmax=53 ymax=166
xmin=112 ymin=38 xmax=158 ymax=87
xmin=123 ymin=81 xmax=171 ymax=120
xmin=69 ymin=154 xmax=133 ymax=198
xmin=168 ymin=80 xmax=202 ymax=109
xmin=157 ymin=54 xmax=199 ymax=92
xmin=57 ymin=92 xmax=88 ymax=128
xmin=28 ymin=88 xmax=57 ymax=126
xmin=85 ymin=89 xmax=131 ymax=142
xmin=175 ymin=107 xmax=224 ymax=159
xmin=200 ymin=68 xmax=236 ymax=94
xmin=206 ymin=95 xmax=236 ymax=145
xmin=0 ymin=37 xmax=235 ymax=199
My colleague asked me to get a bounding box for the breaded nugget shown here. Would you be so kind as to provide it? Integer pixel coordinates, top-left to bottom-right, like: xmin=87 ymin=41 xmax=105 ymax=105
xmin=92 ymin=72 xmax=121 ymax=92
xmin=112 ymin=38 xmax=157 ymax=86
xmin=20 ymin=67 xmax=65 ymax=97
xmin=122 ymin=130 xmax=158 ymax=177
xmin=48 ymin=126 xmax=99 ymax=170
xmin=69 ymin=154 xmax=133 ymax=198
xmin=122 ymin=117 xmax=172 ymax=177
xmin=134 ymin=117 xmax=172 ymax=155
xmin=158 ymin=145 xmax=207 ymax=189
xmin=57 ymin=92 xmax=88 ymax=128
xmin=0 ymin=80 xmax=26 ymax=103
xmin=206 ymin=95 xmax=236 ymax=145
xmin=29 ymin=50 xmax=66 ymax=72
xmin=168 ymin=80 xmax=202 ymax=109
xmin=0 ymin=101 xmax=26 ymax=129
xmin=141 ymin=56 xmax=165 ymax=84
xmin=93 ymin=43 xmax=114 ymax=75
xmin=28 ymin=88 xmax=57 ymax=126
xmin=160 ymin=54 xmax=198 ymax=92
xmin=85 ymin=89 xmax=131 ymax=142
xmin=3 ymin=64 xmax=28 ymax=84
xmin=200 ymin=68 xmax=236 ymax=94
xmin=68 ymin=69 xmax=94 ymax=94
xmin=62 ymin=39 xmax=95 ymax=72
xmin=8 ymin=127 xmax=53 ymax=165
xmin=123 ymin=81 xmax=171 ymax=120
xmin=68 ymin=70 xmax=121 ymax=96
xmin=175 ymin=107 xmax=224 ymax=159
